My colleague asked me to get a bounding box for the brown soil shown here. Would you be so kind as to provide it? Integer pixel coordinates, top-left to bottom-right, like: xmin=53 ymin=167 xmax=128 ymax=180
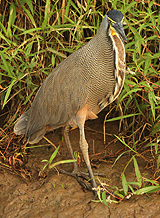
xmin=1 ymin=111 xmax=160 ymax=218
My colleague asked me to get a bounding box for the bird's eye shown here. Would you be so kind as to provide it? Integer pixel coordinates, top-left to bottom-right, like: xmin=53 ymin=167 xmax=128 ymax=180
xmin=108 ymin=17 xmax=116 ymax=24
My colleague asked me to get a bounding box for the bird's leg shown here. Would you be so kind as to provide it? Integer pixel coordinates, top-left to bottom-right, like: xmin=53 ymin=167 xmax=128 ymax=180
xmin=63 ymin=125 xmax=78 ymax=173
xmin=79 ymin=124 xmax=97 ymax=191
xmin=60 ymin=125 xmax=92 ymax=190
xmin=60 ymin=123 xmax=100 ymax=195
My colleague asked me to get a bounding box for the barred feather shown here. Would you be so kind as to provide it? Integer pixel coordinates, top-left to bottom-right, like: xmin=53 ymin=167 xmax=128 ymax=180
xmin=14 ymin=13 xmax=126 ymax=144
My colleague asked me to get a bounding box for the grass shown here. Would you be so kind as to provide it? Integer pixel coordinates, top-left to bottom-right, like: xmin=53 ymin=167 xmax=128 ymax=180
xmin=94 ymin=155 xmax=160 ymax=207
xmin=41 ymin=145 xmax=76 ymax=175
xmin=0 ymin=0 xmax=160 ymax=202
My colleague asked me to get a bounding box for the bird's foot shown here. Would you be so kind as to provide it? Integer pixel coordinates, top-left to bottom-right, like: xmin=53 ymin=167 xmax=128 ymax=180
xmin=58 ymin=168 xmax=92 ymax=191
xmin=58 ymin=168 xmax=105 ymax=196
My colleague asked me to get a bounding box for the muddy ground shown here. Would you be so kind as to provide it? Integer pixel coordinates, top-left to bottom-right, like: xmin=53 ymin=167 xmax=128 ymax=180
xmin=1 ymin=111 xmax=160 ymax=218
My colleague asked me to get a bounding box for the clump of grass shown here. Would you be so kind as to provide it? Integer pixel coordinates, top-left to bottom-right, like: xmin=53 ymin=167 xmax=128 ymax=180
xmin=41 ymin=145 xmax=76 ymax=176
xmin=94 ymin=155 xmax=160 ymax=207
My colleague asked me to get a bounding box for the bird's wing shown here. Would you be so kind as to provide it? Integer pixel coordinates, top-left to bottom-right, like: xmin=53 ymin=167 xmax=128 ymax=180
xmin=25 ymin=55 xmax=87 ymax=140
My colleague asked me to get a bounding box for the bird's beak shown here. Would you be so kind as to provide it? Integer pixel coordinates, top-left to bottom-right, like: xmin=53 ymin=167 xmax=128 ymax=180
xmin=112 ymin=22 xmax=127 ymax=42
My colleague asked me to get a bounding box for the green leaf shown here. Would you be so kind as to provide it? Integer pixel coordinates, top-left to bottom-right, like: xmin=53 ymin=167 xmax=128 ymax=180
xmin=25 ymin=0 xmax=34 ymax=14
xmin=152 ymin=53 xmax=160 ymax=58
xmin=127 ymin=181 xmax=141 ymax=186
xmin=146 ymin=35 xmax=157 ymax=41
xmin=20 ymin=27 xmax=41 ymax=35
xmin=3 ymin=79 xmax=16 ymax=109
xmin=21 ymin=4 xmax=37 ymax=28
xmin=112 ymin=151 xmax=131 ymax=167
xmin=152 ymin=122 xmax=160 ymax=136
xmin=7 ymin=2 xmax=16 ymax=37
xmin=148 ymin=91 xmax=156 ymax=121
xmin=51 ymin=54 xmax=55 ymax=66
xmin=25 ymin=41 xmax=34 ymax=57
xmin=120 ymin=88 xmax=141 ymax=102
xmin=144 ymin=58 xmax=151 ymax=76
xmin=48 ymin=145 xmax=60 ymax=164
xmin=47 ymin=47 xmax=67 ymax=58
xmin=96 ymin=188 xmax=102 ymax=202
xmin=128 ymin=185 xmax=135 ymax=194
xmin=122 ymin=2 xmax=137 ymax=13
xmin=146 ymin=143 xmax=158 ymax=154
xmin=64 ymin=0 xmax=72 ymax=23
xmin=114 ymin=136 xmax=141 ymax=155
xmin=105 ymin=113 xmax=141 ymax=122
xmin=0 ymin=51 xmax=12 ymax=77
xmin=8 ymin=2 xmax=16 ymax=26
xmin=124 ymin=97 xmax=132 ymax=114
xmin=125 ymin=78 xmax=137 ymax=86
xmin=135 ymin=186 xmax=160 ymax=195
xmin=133 ymin=156 xmax=142 ymax=187
xmin=0 ymin=22 xmax=7 ymax=35
xmin=41 ymin=160 xmax=49 ymax=163
xmin=144 ymin=179 xmax=159 ymax=186
xmin=44 ymin=0 xmax=50 ymax=20
xmin=42 ymin=163 xmax=49 ymax=171
xmin=102 ymin=191 xmax=109 ymax=207
xmin=49 ymin=159 xmax=76 ymax=169
xmin=133 ymin=96 xmax=144 ymax=116
xmin=122 ymin=173 xmax=128 ymax=196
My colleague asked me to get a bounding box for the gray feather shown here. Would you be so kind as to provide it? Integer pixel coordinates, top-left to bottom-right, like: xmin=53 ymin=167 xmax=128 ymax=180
xmin=14 ymin=110 xmax=30 ymax=135
xmin=14 ymin=13 xmax=126 ymax=144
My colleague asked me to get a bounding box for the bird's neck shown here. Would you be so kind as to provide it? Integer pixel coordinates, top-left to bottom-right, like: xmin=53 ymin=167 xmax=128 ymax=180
xmin=108 ymin=28 xmax=126 ymax=100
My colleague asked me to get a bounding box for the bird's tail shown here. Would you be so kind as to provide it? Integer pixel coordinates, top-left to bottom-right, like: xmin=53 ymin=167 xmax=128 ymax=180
xmin=14 ymin=110 xmax=30 ymax=135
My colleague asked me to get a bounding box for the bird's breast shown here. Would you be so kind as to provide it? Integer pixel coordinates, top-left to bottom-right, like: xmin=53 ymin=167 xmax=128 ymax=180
xmin=111 ymin=32 xmax=126 ymax=100
xmin=92 ymin=31 xmax=126 ymax=114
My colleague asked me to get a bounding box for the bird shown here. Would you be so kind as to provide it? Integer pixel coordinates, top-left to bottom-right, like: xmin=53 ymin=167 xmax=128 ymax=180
xmin=14 ymin=9 xmax=127 ymax=194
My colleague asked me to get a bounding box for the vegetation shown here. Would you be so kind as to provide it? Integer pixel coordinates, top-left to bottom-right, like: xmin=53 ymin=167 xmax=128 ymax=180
xmin=41 ymin=145 xmax=76 ymax=175
xmin=94 ymin=155 xmax=160 ymax=207
xmin=0 ymin=0 xmax=159 ymax=202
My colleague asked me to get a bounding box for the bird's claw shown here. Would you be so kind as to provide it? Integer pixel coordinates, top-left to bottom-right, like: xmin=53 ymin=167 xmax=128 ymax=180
xmin=58 ymin=168 xmax=94 ymax=192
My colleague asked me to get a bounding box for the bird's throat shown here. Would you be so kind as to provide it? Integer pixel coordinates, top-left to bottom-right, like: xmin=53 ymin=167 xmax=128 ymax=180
xmin=110 ymin=28 xmax=116 ymax=36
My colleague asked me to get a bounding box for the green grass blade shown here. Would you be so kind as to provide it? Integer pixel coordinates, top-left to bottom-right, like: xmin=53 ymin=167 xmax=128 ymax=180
xmin=64 ymin=0 xmax=72 ymax=23
xmin=102 ymin=191 xmax=110 ymax=207
xmin=45 ymin=0 xmax=50 ymax=20
xmin=114 ymin=135 xmax=141 ymax=155
xmin=122 ymin=173 xmax=128 ymax=195
xmin=133 ymin=156 xmax=142 ymax=187
xmin=135 ymin=186 xmax=160 ymax=195
xmin=120 ymin=88 xmax=142 ymax=102
xmin=49 ymin=159 xmax=76 ymax=169
xmin=7 ymin=2 xmax=16 ymax=37
xmin=21 ymin=4 xmax=37 ymax=28
xmin=47 ymin=47 xmax=67 ymax=58
xmin=0 ymin=51 xmax=12 ymax=77
xmin=112 ymin=150 xmax=130 ymax=167
xmin=8 ymin=2 xmax=16 ymax=26
xmin=48 ymin=145 xmax=60 ymax=164
xmin=25 ymin=0 xmax=34 ymax=14
xmin=105 ymin=113 xmax=141 ymax=122
xmin=2 ymin=79 xmax=16 ymax=109
xmin=148 ymin=90 xmax=156 ymax=121
xmin=0 ymin=22 xmax=7 ymax=35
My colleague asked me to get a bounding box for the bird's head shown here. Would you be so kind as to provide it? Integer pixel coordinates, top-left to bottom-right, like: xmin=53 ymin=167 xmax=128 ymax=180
xmin=107 ymin=10 xmax=127 ymax=42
